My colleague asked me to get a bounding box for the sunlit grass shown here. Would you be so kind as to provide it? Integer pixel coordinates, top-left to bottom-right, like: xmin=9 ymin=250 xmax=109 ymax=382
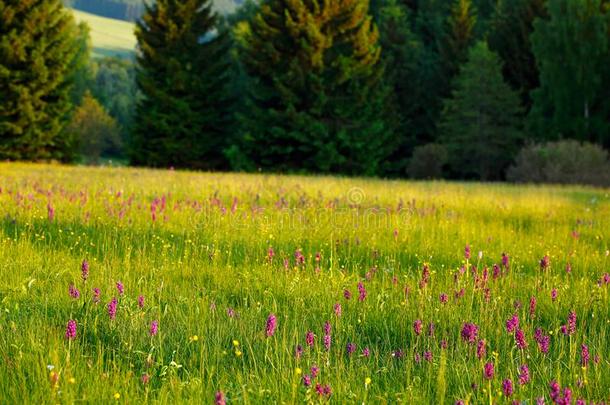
xmin=0 ymin=162 xmax=608 ymax=403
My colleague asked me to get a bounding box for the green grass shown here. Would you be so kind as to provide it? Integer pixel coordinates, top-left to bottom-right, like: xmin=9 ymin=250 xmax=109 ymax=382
xmin=71 ymin=9 xmax=136 ymax=59
xmin=0 ymin=162 xmax=609 ymax=403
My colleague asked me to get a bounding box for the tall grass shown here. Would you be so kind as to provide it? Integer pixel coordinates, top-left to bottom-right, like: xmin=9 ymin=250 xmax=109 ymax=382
xmin=0 ymin=162 xmax=608 ymax=403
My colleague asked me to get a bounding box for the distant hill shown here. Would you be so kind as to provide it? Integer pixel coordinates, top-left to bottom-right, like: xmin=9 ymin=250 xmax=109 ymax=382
xmin=65 ymin=0 xmax=242 ymax=22
xmin=71 ymin=9 xmax=136 ymax=59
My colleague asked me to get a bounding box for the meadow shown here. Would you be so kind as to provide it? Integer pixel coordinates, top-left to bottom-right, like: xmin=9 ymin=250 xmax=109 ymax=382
xmin=71 ymin=9 xmax=136 ymax=59
xmin=0 ymin=162 xmax=609 ymax=404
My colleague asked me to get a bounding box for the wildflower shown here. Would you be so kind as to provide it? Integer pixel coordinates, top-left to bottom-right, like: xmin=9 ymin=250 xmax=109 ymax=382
xmin=138 ymin=295 xmax=145 ymax=309
xmin=108 ymin=297 xmax=117 ymax=320
xmin=306 ymin=331 xmax=315 ymax=347
xmin=346 ymin=342 xmax=356 ymax=356
xmin=141 ymin=374 xmax=150 ymax=385
xmin=461 ymin=323 xmax=479 ymax=344
xmin=150 ymin=320 xmax=158 ymax=336
xmin=343 ymin=289 xmax=352 ymax=300
xmin=565 ymin=262 xmax=572 ymax=274
xmin=265 ymin=313 xmax=277 ymax=337
xmin=476 ymin=339 xmax=486 ymax=359
xmin=506 ymin=314 xmax=519 ymax=333
xmin=92 ymin=288 xmax=101 ymax=304
xmin=311 ymin=365 xmax=319 ymax=378
xmin=81 ymin=260 xmax=89 ymax=281
xmin=581 ymin=344 xmax=590 ymax=367
xmin=227 ymin=308 xmax=235 ymax=318
xmin=441 ymin=340 xmax=449 ymax=349
xmin=295 ymin=367 xmax=302 ymax=375
xmin=295 ymin=344 xmax=303 ymax=359
xmin=563 ymin=388 xmax=572 ymax=405
xmin=215 ymin=391 xmax=226 ymax=405
xmin=483 ymin=362 xmax=494 ymax=380
xmin=65 ymin=319 xmax=77 ymax=340
xmin=47 ymin=202 xmax=55 ymax=222
xmin=334 ymin=302 xmax=342 ymax=317
xmin=515 ymin=329 xmax=527 ymax=349
xmin=549 ymin=381 xmax=561 ymax=403
xmin=114 ymin=393 xmax=120 ymax=400
xmin=540 ymin=255 xmax=550 ymax=270
xmin=69 ymin=284 xmax=80 ymax=299
xmin=423 ymin=351 xmax=433 ymax=362
xmin=324 ymin=334 xmax=331 ymax=351
xmin=324 ymin=321 xmax=331 ymax=335
xmin=440 ymin=293 xmax=448 ymax=304
xmin=365 ymin=377 xmax=371 ymax=386
xmin=501 ymin=253 xmax=509 ymax=269
xmin=190 ymin=335 xmax=199 ymax=342
xmin=566 ymin=311 xmax=577 ymax=335
xmin=267 ymin=247 xmax=275 ymax=262
xmin=518 ymin=364 xmax=530 ymax=385
xmin=116 ymin=281 xmax=124 ymax=295
xmin=536 ymin=334 xmax=550 ymax=354
xmin=315 ymin=383 xmax=332 ymax=397
xmin=420 ymin=265 xmax=430 ymax=288
xmin=551 ymin=288 xmax=558 ymax=301
xmin=428 ymin=322 xmax=435 ymax=337
xmin=303 ymin=375 xmax=312 ymax=387
xmin=413 ymin=319 xmax=423 ymax=336
xmin=362 ymin=347 xmax=370 ymax=357
xmin=414 ymin=352 xmax=421 ymax=363
xmin=502 ymin=379 xmax=514 ymax=397
xmin=357 ymin=282 xmax=367 ymax=301
xmin=464 ymin=244 xmax=471 ymax=260
xmin=529 ymin=296 xmax=537 ymax=318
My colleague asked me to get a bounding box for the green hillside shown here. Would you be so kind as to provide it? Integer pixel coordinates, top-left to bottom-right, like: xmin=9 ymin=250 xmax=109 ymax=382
xmin=71 ymin=9 xmax=136 ymax=59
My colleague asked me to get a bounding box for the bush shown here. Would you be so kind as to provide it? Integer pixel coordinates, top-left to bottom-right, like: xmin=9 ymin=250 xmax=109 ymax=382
xmin=407 ymin=143 xmax=448 ymax=179
xmin=65 ymin=93 xmax=122 ymax=164
xmin=507 ymin=140 xmax=610 ymax=187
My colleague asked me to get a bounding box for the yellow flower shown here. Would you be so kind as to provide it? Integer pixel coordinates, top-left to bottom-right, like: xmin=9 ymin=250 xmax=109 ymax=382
xmin=114 ymin=392 xmax=121 ymax=400
xmin=190 ymin=335 xmax=199 ymax=342
xmin=295 ymin=367 xmax=302 ymax=375
xmin=232 ymin=340 xmax=240 ymax=347
xmin=235 ymin=350 xmax=242 ymax=357
xmin=365 ymin=377 xmax=372 ymax=386
xmin=68 ymin=377 xmax=76 ymax=384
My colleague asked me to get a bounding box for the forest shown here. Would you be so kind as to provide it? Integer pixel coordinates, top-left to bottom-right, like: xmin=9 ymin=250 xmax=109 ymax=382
xmin=1 ymin=0 xmax=610 ymax=184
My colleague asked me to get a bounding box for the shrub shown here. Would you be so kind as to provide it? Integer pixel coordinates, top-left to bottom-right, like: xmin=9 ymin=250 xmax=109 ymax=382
xmin=507 ymin=140 xmax=610 ymax=186
xmin=407 ymin=143 xmax=448 ymax=179
xmin=65 ymin=93 xmax=122 ymax=164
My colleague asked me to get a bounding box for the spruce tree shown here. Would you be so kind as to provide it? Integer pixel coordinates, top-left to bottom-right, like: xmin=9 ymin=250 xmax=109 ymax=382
xmin=488 ymin=0 xmax=546 ymax=110
xmin=0 ymin=0 xmax=83 ymax=161
xmin=441 ymin=0 xmax=477 ymax=78
xmin=439 ymin=41 xmax=523 ymax=180
xmin=132 ymin=0 xmax=235 ymax=170
xmin=529 ymin=0 xmax=609 ymax=147
xmin=235 ymin=0 xmax=393 ymax=175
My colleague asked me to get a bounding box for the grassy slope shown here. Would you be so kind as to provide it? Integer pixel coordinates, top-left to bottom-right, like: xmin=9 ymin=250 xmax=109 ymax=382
xmin=71 ymin=9 xmax=136 ymax=59
xmin=0 ymin=163 xmax=608 ymax=403
xmin=69 ymin=1 xmax=239 ymax=59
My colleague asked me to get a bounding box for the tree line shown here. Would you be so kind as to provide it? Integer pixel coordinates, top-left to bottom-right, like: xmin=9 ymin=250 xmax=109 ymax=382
xmin=1 ymin=0 xmax=610 ymax=181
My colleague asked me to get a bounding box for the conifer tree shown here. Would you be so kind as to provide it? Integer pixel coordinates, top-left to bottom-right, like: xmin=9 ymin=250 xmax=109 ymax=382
xmin=439 ymin=41 xmax=523 ymax=180
xmin=0 ymin=0 xmax=83 ymax=161
xmin=488 ymin=0 xmax=546 ymax=110
xmin=529 ymin=0 xmax=609 ymax=147
xmin=235 ymin=0 xmax=393 ymax=175
xmin=132 ymin=0 xmax=235 ymax=169
xmin=441 ymin=0 xmax=477 ymax=77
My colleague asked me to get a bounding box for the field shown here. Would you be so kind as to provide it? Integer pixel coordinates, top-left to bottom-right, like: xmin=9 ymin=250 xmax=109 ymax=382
xmin=71 ymin=9 xmax=136 ymax=59
xmin=0 ymin=163 xmax=609 ymax=403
